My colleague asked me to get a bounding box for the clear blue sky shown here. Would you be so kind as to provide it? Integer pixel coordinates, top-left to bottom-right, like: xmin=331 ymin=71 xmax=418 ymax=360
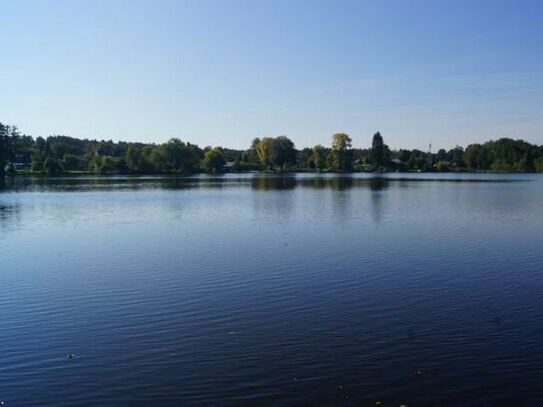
xmin=1 ymin=0 xmax=542 ymax=151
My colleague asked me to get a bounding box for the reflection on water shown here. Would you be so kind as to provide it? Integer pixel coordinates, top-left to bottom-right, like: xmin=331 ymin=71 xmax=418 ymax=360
xmin=371 ymin=190 xmax=385 ymax=226
xmin=0 ymin=175 xmax=15 ymax=192
xmin=0 ymin=202 xmax=20 ymax=232
xmin=369 ymin=176 xmax=389 ymax=191
xmin=2 ymin=173 xmax=526 ymax=193
xmin=251 ymin=175 xmax=297 ymax=191
xmin=1 ymin=173 xmax=543 ymax=406
xmin=0 ymin=173 xmax=538 ymax=231
xmin=250 ymin=175 xmax=389 ymax=191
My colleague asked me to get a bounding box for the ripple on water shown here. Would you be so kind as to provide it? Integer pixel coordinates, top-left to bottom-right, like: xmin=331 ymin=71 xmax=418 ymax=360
xmin=1 ymin=174 xmax=543 ymax=405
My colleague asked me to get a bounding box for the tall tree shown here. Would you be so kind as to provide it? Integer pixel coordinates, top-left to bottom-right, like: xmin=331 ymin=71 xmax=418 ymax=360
xmin=32 ymin=136 xmax=47 ymax=171
xmin=124 ymin=143 xmax=140 ymax=173
xmin=370 ymin=132 xmax=386 ymax=169
xmin=255 ymin=137 xmax=274 ymax=168
xmin=330 ymin=133 xmax=352 ymax=171
xmin=311 ymin=144 xmax=326 ymax=171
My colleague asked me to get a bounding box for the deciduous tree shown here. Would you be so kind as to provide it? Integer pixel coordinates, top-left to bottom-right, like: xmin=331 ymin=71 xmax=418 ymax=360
xmin=330 ymin=133 xmax=352 ymax=171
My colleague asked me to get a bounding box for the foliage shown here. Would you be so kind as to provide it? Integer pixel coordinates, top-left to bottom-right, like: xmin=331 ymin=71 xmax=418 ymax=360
xmin=61 ymin=154 xmax=88 ymax=172
xmin=464 ymin=138 xmax=539 ymax=172
xmin=43 ymin=156 xmax=61 ymax=174
xmin=436 ymin=161 xmax=449 ymax=172
xmin=255 ymin=137 xmax=274 ymax=168
xmin=297 ymin=147 xmax=313 ymax=169
xmin=1 ymin=121 xmax=542 ymax=175
xmin=0 ymin=123 xmax=23 ymax=174
xmin=254 ymin=136 xmax=296 ymax=171
xmin=124 ymin=143 xmax=157 ymax=174
xmin=311 ymin=144 xmax=327 ymax=171
xmin=369 ymin=132 xmax=389 ymax=169
xmin=330 ymin=133 xmax=352 ymax=171
xmin=0 ymin=123 xmax=8 ymax=174
xmin=203 ymin=148 xmax=226 ymax=172
xmin=534 ymin=156 xmax=543 ymax=173
xmin=271 ymin=136 xmax=296 ymax=170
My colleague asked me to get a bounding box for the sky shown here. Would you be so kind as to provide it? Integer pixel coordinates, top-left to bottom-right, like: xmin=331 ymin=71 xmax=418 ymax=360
xmin=1 ymin=0 xmax=543 ymax=151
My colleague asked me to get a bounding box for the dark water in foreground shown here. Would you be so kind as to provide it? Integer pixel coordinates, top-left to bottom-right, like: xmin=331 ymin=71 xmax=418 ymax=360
xmin=1 ymin=173 xmax=542 ymax=406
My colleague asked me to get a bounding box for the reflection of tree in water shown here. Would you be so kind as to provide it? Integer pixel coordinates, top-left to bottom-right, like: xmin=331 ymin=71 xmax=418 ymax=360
xmin=299 ymin=176 xmax=388 ymax=191
xmin=0 ymin=176 xmax=14 ymax=192
xmin=251 ymin=176 xmax=297 ymax=191
xmin=306 ymin=177 xmax=328 ymax=189
xmin=159 ymin=176 xmax=217 ymax=190
xmin=331 ymin=188 xmax=352 ymax=226
xmin=0 ymin=202 xmax=21 ymax=232
xmin=329 ymin=176 xmax=353 ymax=190
xmin=3 ymin=176 xmax=149 ymax=192
xmin=369 ymin=176 xmax=389 ymax=191
xmin=251 ymin=177 xmax=296 ymax=226
xmin=0 ymin=178 xmax=19 ymax=231
xmin=369 ymin=177 xmax=389 ymax=225
xmin=328 ymin=177 xmax=355 ymax=226
xmin=298 ymin=176 xmax=354 ymax=190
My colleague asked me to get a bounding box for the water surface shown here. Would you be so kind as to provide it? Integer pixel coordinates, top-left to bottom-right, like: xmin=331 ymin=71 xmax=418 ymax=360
xmin=1 ymin=173 xmax=542 ymax=406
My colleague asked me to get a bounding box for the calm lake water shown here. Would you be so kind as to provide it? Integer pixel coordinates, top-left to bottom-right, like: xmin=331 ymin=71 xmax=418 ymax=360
xmin=1 ymin=173 xmax=542 ymax=406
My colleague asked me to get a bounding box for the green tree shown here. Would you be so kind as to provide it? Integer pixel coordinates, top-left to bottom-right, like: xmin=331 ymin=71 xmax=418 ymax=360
xmin=255 ymin=136 xmax=296 ymax=171
xmin=124 ymin=143 xmax=140 ymax=173
xmin=255 ymin=137 xmax=274 ymax=168
xmin=6 ymin=126 xmax=20 ymax=163
xmin=448 ymin=146 xmax=465 ymax=168
xmin=330 ymin=133 xmax=352 ymax=171
xmin=203 ymin=148 xmax=226 ymax=173
xmin=437 ymin=149 xmax=448 ymax=162
xmin=398 ymin=149 xmax=412 ymax=165
xmin=152 ymin=138 xmax=202 ymax=173
xmin=463 ymin=138 xmax=541 ymax=172
xmin=84 ymin=143 xmax=102 ymax=173
xmin=98 ymin=156 xmax=123 ymax=173
xmin=436 ymin=161 xmax=449 ymax=172
xmin=311 ymin=144 xmax=326 ymax=171
xmin=465 ymin=143 xmax=491 ymax=171
xmin=31 ymin=136 xmax=47 ymax=172
xmin=297 ymin=147 xmax=313 ymax=169
xmin=245 ymin=138 xmax=261 ymax=164
xmin=139 ymin=146 xmax=158 ymax=174
xmin=269 ymin=136 xmax=296 ymax=171
xmin=43 ymin=156 xmax=61 ymax=174
xmin=534 ymin=156 xmax=543 ymax=172
xmin=0 ymin=123 xmax=9 ymax=174
xmin=407 ymin=150 xmax=426 ymax=171
xmin=369 ymin=132 xmax=388 ymax=169
xmin=60 ymin=154 xmax=88 ymax=172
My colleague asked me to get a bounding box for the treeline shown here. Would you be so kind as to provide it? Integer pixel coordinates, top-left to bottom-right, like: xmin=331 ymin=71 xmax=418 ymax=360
xmin=1 ymin=121 xmax=543 ymax=174
xmin=464 ymin=138 xmax=543 ymax=172
xmin=0 ymin=123 xmax=230 ymax=175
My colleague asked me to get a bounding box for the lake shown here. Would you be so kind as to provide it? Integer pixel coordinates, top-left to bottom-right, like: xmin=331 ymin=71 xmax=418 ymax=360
xmin=1 ymin=173 xmax=542 ymax=406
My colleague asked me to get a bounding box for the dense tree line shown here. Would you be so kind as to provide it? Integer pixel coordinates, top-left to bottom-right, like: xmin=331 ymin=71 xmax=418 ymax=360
xmin=1 ymin=121 xmax=542 ymax=174
xmin=464 ymin=138 xmax=543 ymax=172
xmin=0 ymin=123 xmax=208 ymax=175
